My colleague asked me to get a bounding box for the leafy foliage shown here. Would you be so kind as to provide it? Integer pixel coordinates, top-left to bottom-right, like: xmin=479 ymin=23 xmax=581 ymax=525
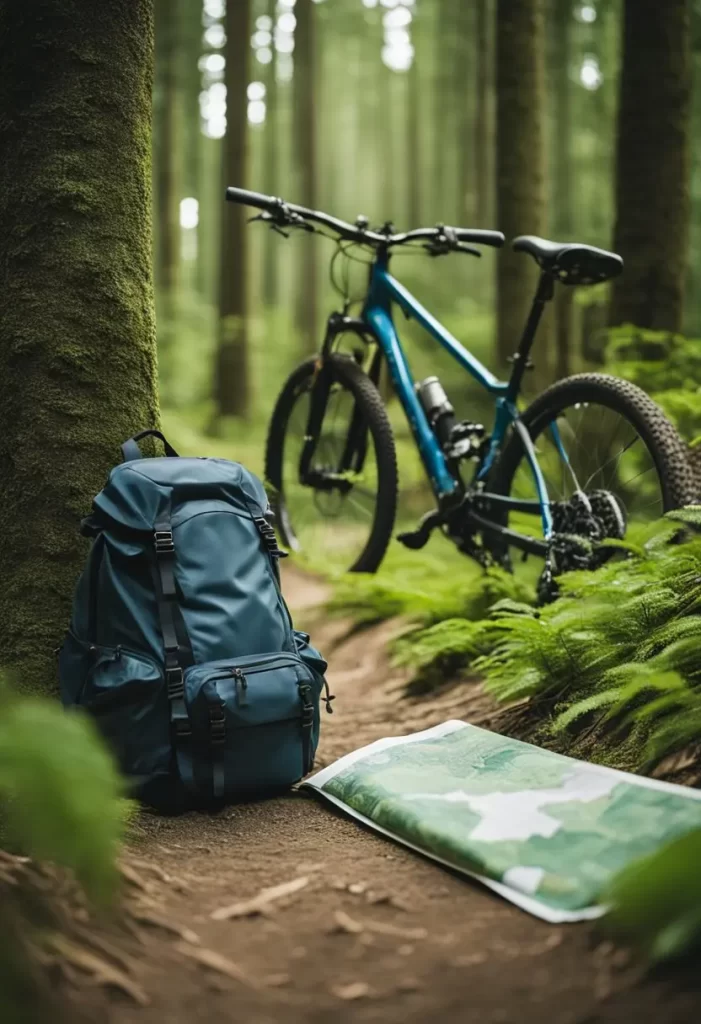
xmin=0 ymin=685 xmax=124 ymax=904
xmin=603 ymin=327 xmax=701 ymax=441
xmin=603 ymin=828 xmax=701 ymax=961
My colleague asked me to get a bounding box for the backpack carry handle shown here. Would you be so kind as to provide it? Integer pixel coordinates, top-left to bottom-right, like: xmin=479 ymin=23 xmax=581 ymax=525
xmin=121 ymin=430 xmax=180 ymax=463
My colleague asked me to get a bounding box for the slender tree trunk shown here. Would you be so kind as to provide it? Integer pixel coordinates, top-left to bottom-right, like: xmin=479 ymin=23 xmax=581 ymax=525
xmin=495 ymin=0 xmax=549 ymax=370
xmin=552 ymin=0 xmax=574 ymax=379
xmin=216 ymin=0 xmax=251 ymax=418
xmin=153 ymin=0 xmax=181 ymax=399
xmin=182 ymin=0 xmax=203 ymax=290
xmin=0 ymin=0 xmax=159 ymax=695
xmin=262 ymin=0 xmax=279 ymax=309
xmin=610 ymin=0 xmax=692 ymax=331
xmin=154 ymin=0 xmax=180 ymax=297
xmin=293 ymin=0 xmax=319 ymax=350
xmin=474 ymin=0 xmax=492 ymax=226
xmin=406 ymin=51 xmax=421 ymax=228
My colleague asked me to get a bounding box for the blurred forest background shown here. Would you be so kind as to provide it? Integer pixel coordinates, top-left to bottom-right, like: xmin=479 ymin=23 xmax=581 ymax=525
xmin=153 ymin=0 xmax=701 ymax=471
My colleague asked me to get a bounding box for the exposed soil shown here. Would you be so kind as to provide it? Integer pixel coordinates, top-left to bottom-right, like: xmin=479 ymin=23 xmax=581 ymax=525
xmin=60 ymin=567 xmax=700 ymax=1024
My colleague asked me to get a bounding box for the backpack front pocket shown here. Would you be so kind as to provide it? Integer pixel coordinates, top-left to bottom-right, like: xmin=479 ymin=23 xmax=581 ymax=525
xmin=184 ymin=652 xmax=323 ymax=802
xmin=78 ymin=646 xmax=169 ymax=786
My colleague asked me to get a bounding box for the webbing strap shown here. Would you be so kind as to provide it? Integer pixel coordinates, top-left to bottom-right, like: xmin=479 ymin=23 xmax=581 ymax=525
xmin=151 ymin=510 xmax=195 ymax=792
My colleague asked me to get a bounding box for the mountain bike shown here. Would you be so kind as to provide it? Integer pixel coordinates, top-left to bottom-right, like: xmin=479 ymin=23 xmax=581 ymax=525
xmin=226 ymin=187 xmax=695 ymax=601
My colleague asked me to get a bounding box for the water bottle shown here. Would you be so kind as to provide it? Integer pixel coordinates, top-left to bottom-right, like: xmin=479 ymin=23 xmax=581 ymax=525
xmin=417 ymin=376 xmax=455 ymax=448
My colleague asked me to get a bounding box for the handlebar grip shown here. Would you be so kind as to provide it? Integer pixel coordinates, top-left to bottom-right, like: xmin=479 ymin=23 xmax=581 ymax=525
xmin=453 ymin=229 xmax=505 ymax=248
xmin=225 ymin=186 xmax=277 ymax=211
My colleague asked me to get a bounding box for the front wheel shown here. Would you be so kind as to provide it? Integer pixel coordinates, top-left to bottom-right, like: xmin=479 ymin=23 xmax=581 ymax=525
xmin=265 ymin=354 xmax=399 ymax=574
xmin=487 ymin=373 xmax=696 ymax=569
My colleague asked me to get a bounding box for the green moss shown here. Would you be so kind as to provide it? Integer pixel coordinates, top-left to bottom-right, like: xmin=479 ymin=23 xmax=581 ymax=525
xmin=0 ymin=1 xmax=160 ymax=694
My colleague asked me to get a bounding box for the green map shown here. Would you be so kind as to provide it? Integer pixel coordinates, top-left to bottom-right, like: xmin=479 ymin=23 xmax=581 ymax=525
xmin=304 ymin=721 xmax=701 ymax=922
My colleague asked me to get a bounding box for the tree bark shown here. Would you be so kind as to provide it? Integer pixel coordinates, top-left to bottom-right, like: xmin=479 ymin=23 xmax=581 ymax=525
xmin=495 ymin=0 xmax=549 ymax=371
xmin=293 ymin=0 xmax=319 ymax=351
xmin=215 ymin=0 xmax=251 ymax=418
xmin=154 ymin=0 xmax=180 ymax=297
xmin=262 ymin=0 xmax=279 ymax=309
xmin=474 ymin=0 xmax=492 ymax=227
xmin=0 ymin=0 xmax=159 ymax=695
xmin=610 ymin=0 xmax=692 ymax=332
xmin=552 ymin=0 xmax=574 ymax=379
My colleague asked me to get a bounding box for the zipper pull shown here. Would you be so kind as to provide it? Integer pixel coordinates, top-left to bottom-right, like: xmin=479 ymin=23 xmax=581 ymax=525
xmin=232 ymin=667 xmax=249 ymax=705
xmin=322 ymin=679 xmax=335 ymax=714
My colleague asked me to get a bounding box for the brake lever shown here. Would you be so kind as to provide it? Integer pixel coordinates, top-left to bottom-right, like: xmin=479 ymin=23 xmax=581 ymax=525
xmin=456 ymin=243 xmax=482 ymax=258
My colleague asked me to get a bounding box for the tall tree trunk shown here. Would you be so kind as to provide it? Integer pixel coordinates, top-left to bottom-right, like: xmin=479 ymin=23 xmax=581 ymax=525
xmin=456 ymin=1 xmax=475 ymax=223
xmin=474 ymin=0 xmax=492 ymax=226
xmin=293 ymin=0 xmax=318 ymax=350
xmin=262 ymin=0 xmax=279 ymax=309
xmin=154 ymin=0 xmax=180 ymax=296
xmin=0 ymin=0 xmax=159 ymax=695
xmin=552 ymin=0 xmax=574 ymax=379
xmin=610 ymin=0 xmax=692 ymax=332
xmin=495 ymin=0 xmax=549 ymax=371
xmin=216 ymin=0 xmax=251 ymax=418
xmin=182 ymin=0 xmax=203 ymax=291
xmin=153 ymin=0 xmax=181 ymax=398
xmin=406 ymin=50 xmax=421 ymax=228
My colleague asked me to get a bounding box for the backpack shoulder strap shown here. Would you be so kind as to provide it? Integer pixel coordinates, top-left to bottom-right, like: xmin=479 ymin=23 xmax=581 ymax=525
xmin=151 ymin=506 xmax=196 ymax=791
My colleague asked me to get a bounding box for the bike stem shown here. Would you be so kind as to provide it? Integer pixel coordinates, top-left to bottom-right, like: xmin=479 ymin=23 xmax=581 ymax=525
xmin=506 ymin=272 xmax=555 ymax=404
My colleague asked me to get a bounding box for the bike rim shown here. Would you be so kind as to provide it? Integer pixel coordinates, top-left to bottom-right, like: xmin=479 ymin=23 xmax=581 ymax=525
xmin=508 ymin=400 xmax=666 ymax=536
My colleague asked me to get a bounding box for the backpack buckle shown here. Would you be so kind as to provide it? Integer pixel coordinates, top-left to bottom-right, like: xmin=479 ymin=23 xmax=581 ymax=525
xmin=299 ymin=684 xmax=314 ymax=728
xmin=154 ymin=529 xmax=175 ymax=554
xmin=166 ymin=666 xmax=184 ymax=699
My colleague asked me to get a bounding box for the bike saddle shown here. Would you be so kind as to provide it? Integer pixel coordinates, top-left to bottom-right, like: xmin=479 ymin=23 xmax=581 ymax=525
xmin=512 ymin=235 xmax=623 ymax=286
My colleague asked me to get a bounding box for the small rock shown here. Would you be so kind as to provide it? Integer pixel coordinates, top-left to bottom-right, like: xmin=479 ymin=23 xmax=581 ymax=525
xmin=397 ymin=977 xmax=421 ymax=992
xmin=290 ymin=946 xmax=307 ymax=959
xmin=348 ymin=882 xmax=368 ymax=895
xmin=398 ymin=945 xmax=414 ymax=956
xmin=333 ymin=981 xmax=370 ymax=1001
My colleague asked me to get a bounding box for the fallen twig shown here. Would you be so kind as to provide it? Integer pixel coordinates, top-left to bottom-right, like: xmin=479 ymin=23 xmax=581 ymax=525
xmin=211 ymin=876 xmax=309 ymax=921
xmin=174 ymin=941 xmax=257 ymax=988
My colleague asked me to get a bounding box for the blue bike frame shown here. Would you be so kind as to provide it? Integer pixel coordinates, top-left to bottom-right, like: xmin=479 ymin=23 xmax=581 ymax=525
xmin=361 ymin=252 xmax=554 ymax=539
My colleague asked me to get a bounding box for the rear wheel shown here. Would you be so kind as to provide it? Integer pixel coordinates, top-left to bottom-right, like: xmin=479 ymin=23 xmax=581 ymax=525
xmin=265 ymin=354 xmax=398 ymax=574
xmin=487 ymin=373 xmax=696 ymax=569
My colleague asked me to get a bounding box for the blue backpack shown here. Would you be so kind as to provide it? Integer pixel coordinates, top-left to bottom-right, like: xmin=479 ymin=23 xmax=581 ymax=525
xmin=58 ymin=430 xmax=331 ymax=812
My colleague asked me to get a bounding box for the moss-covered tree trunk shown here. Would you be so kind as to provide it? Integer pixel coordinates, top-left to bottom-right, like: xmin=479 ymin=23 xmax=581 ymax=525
xmin=610 ymin=0 xmax=692 ymax=332
xmin=0 ymin=0 xmax=159 ymax=695
xmin=495 ymin=0 xmax=549 ymax=370
xmin=215 ymin=0 xmax=251 ymax=418
xmin=293 ymin=0 xmax=319 ymax=352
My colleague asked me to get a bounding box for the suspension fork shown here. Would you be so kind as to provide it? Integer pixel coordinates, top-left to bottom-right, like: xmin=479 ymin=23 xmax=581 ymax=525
xmin=299 ymin=314 xmax=375 ymax=484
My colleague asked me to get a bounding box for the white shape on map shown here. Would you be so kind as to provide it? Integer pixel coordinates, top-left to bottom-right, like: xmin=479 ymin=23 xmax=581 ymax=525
xmin=404 ymin=767 xmax=618 ymax=842
xmin=502 ymin=866 xmax=545 ymax=895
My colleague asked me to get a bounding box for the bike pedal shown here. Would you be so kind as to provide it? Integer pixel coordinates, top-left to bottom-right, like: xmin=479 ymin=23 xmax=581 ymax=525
xmin=396 ymin=510 xmax=443 ymax=551
xmin=396 ymin=529 xmax=430 ymax=550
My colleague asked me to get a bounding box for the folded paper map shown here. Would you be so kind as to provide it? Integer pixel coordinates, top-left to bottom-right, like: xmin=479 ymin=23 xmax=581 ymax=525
xmin=303 ymin=721 xmax=701 ymax=922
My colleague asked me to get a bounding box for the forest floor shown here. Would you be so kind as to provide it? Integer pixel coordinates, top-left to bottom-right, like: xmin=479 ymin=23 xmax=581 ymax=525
xmin=66 ymin=566 xmax=701 ymax=1024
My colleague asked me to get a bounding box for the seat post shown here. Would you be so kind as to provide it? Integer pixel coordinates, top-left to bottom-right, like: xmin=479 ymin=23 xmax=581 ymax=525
xmin=506 ymin=271 xmax=555 ymax=403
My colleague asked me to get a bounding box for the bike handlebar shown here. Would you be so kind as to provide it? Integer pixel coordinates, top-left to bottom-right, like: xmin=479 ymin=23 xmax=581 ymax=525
xmin=225 ymin=186 xmax=505 ymax=251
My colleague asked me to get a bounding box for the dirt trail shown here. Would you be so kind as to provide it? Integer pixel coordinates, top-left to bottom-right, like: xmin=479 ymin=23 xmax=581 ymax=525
xmin=73 ymin=567 xmax=699 ymax=1024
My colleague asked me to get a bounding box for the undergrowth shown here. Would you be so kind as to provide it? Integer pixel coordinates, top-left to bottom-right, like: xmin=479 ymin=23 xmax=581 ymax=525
xmin=0 ymin=679 xmax=125 ymax=1017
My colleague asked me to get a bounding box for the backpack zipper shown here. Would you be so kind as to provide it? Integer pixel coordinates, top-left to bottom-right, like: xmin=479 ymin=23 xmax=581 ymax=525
xmin=231 ymin=667 xmax=249 ymax=706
